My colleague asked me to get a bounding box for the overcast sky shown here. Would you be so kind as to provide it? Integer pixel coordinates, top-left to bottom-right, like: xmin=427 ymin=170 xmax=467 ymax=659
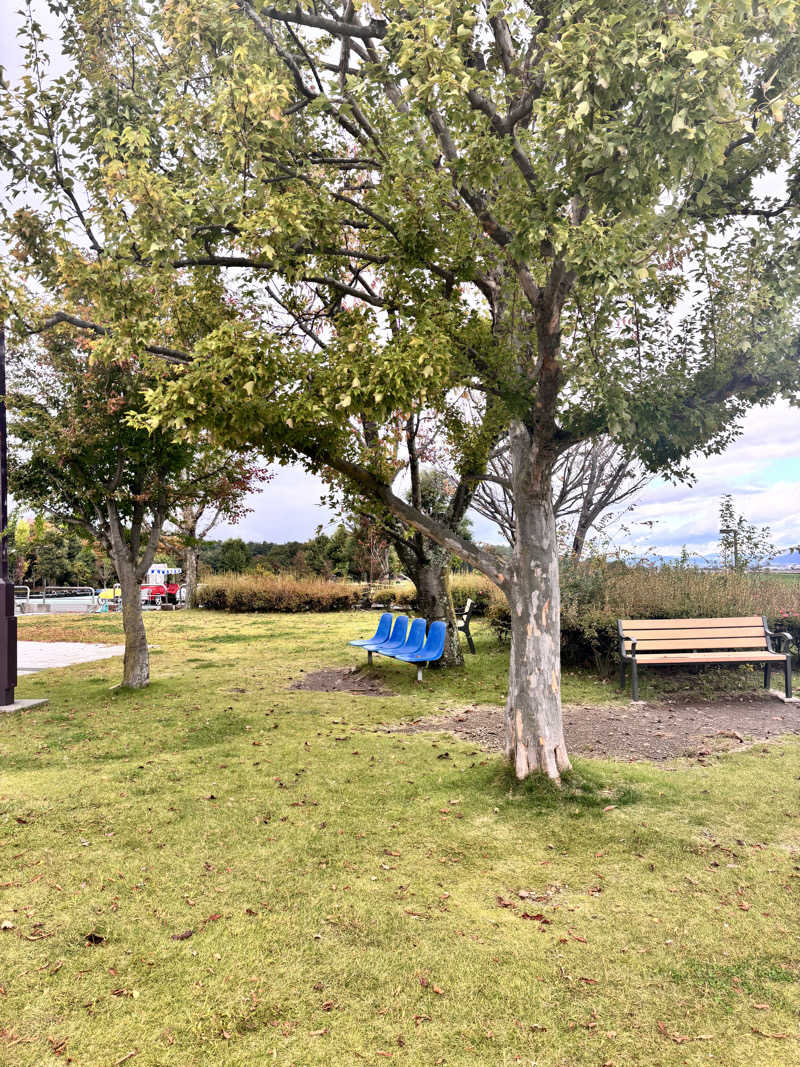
xmin=4 ymin=9 xmax=798 ymax=558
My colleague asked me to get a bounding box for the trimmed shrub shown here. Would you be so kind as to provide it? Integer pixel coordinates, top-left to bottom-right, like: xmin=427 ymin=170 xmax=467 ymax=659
xmin=197 ymin=573 xmax=362 ymax=613
xmin=371 ymin=573 xmax=497 ymax=615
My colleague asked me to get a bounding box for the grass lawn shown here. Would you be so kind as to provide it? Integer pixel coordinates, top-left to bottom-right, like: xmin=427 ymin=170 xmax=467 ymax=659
xmin=2 ymin=611 xmax=799 ymax=1065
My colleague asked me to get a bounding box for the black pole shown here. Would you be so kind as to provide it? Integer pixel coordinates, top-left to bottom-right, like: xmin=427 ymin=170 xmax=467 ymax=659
xmin=0 ymin=326 xmax=17 ymax=705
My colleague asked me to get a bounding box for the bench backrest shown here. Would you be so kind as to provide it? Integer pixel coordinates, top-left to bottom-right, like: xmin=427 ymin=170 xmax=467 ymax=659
xmin=618 ymin=616 xmax=768 ymax=653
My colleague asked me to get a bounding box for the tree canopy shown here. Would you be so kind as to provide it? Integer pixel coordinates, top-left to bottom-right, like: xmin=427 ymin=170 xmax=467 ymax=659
xmin=3 ymin=0 xmax=800 ymax=775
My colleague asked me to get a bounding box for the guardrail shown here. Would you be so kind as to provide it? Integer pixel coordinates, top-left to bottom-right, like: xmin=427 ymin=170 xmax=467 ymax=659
xmin=23 ymin=586 xmax=98 ymax=608
xmin=48 ymin=586 xmax=97 ymax=607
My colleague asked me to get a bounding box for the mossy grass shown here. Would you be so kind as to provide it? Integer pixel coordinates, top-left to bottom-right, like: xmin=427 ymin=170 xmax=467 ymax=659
xmin=2 ymin=611 xmax=799 ymax=1064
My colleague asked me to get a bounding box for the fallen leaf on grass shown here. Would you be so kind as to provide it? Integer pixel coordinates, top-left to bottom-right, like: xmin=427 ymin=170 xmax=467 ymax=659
xmin=579 ymin=977 xmax=599 ymax=985
xmin=603 ymin=805 xmax=616 ymax=812
xmin=84 ymin=931 xmax=105 ymax=945
xmin=521 ymin=912 xmax=551 ymax=924
xmin=309 ymin=1028 xmax=329 ymax=1037
xmin=657 ymin=1021 xmax=688 ymax=1044
xmin=497 ymin=897 xmax=515 ymax=909
xmin=377 ymin=1052 xmax=393 ymax=1058
xmin=170 ymin=930 xmax=194 ymax=941
xmin=47 ymin=1035 xmax=67 ymax=1056
xmin=432 ymin=986 xmax=445 ymax=996
xmin=752 ymin=1003 xmax=770 ymax=1011
xmin=751 ymin=1028 xmax=790 ymax=1039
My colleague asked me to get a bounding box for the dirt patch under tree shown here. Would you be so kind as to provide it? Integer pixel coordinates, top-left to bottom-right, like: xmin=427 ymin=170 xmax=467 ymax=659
xmin=291 ymin=666 xmax=395 ymax=697
xmin=393 ymin=690 xmax=800 ymax=761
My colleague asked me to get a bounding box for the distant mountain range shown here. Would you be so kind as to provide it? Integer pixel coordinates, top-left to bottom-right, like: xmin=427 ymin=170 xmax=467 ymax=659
xmin=624 ymin=550 xmax=800 ymax=569
xmin=768 ymin=550 xmax=800 ymax=568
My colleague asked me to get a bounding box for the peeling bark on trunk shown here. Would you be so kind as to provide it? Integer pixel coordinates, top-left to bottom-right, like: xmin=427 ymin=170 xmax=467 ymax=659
xmin=504 ymin=421 xmax=571 ymax=781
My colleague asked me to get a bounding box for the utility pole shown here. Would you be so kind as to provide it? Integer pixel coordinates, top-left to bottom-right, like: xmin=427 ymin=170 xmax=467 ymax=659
xmin=0 ymin=326 xmax=17 ymax=704
xmin=0 ymin=325 xmax=46 ymax=713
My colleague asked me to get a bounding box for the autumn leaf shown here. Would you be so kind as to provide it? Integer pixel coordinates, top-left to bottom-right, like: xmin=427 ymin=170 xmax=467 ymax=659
xmin=170 ymin=929 xmax=194 ymax=941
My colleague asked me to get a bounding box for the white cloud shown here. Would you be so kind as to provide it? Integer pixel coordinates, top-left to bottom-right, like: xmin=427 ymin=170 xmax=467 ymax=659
xmin=212 ymin=464 xmax=339 ymax=543
xmin=619 ymin=400 xmax=800 ymax=556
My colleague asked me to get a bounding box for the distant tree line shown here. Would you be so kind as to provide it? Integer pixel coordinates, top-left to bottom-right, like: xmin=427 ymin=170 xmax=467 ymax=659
xmin=198 ymin=524 xmax=403 ymax=582
xmin=8 ymin=515 xmax=111 ymax=590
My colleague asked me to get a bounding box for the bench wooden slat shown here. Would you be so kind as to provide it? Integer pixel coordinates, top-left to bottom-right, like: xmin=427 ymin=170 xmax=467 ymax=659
xmin=623 ymin=626 xmax=766 ymax=641
xmin=625 ymin=636 xmax=768 ymax=651
xmin=636 ymin=651 xmax=785 ymax=664
xmin=620 ymin=616 xmax=763 ymax=629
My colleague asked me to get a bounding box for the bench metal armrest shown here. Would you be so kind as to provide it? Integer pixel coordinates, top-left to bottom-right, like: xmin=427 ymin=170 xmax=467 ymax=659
xmin=617 ymin=621 xmax=635 ymax=662
xmin=766 ymin=628 xmax=793 ymax=653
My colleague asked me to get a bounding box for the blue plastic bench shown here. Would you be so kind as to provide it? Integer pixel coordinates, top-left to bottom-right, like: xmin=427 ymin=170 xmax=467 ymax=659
xmin=348 ymin=612 xmax=392 ymax=648
xmin=394 ymin=621 xmax=447 ymax=682
xmin=349 ymin=615 xmax=447 ymax=681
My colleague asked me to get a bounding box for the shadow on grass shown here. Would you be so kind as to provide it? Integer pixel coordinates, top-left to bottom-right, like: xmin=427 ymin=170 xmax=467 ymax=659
xmin=494 ymin=761 xmax=642 ymax=813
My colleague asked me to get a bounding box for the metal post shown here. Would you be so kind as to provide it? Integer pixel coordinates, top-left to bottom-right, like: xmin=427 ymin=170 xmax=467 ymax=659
xmin=0 ymin=327 xmax=17 ymax=705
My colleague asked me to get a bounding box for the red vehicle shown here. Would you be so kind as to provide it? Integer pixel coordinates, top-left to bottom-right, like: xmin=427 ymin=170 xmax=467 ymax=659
xmin=141 ymin=566 xmax=183 ymax=607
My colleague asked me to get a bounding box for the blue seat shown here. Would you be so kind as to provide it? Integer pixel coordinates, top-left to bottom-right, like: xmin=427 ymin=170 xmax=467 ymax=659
xmin=363 ymin=615 xmax=408 ymax=662
xmin=383 ymin=617 xmax=427 ymax=659
xmin=395 ymin=620 xmax=447 ymax=682
xmin=349 ymin=612 xmax=392 ymax=648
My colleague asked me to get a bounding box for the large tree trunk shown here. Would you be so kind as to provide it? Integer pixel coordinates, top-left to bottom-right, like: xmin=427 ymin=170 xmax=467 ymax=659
xmin=395 ymin=538 xmax=464 ymax=667
xmin=414 ymin=550 xmax=463 ymax=668
xmin=117 ymin=561 xmax=150 ymax=689
xmin=504 ymin=422 xmax=571 ymax=780
xmin=184 ymin=544 xmax=199 ymax=608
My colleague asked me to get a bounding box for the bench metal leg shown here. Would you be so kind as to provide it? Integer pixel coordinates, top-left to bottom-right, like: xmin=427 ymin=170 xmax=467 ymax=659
xmin=631 ymin=660 xmax=639 ymax=702
xmin=764 ymin=662 xmax=771 ymax=690
xmin=465 ymin=630 xmax=475 ymax=655
xmin=619 ymin=660 xmax=626 ymax=691
xmin=416 ymin=665 xmax=423 ymax=683
xmin=367 ymin=650 xmax=372 ymax=666
xmin=786 ymin=655 xmax=792 ymax=699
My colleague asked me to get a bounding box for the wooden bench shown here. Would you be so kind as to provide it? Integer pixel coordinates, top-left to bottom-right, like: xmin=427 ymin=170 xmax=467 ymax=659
xmin=617 ymin=616 xmax=793 ymax=701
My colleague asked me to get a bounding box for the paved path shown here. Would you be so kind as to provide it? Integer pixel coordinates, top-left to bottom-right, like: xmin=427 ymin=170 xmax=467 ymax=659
xmin=18 ymin=641 xmax=126 ymax=675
